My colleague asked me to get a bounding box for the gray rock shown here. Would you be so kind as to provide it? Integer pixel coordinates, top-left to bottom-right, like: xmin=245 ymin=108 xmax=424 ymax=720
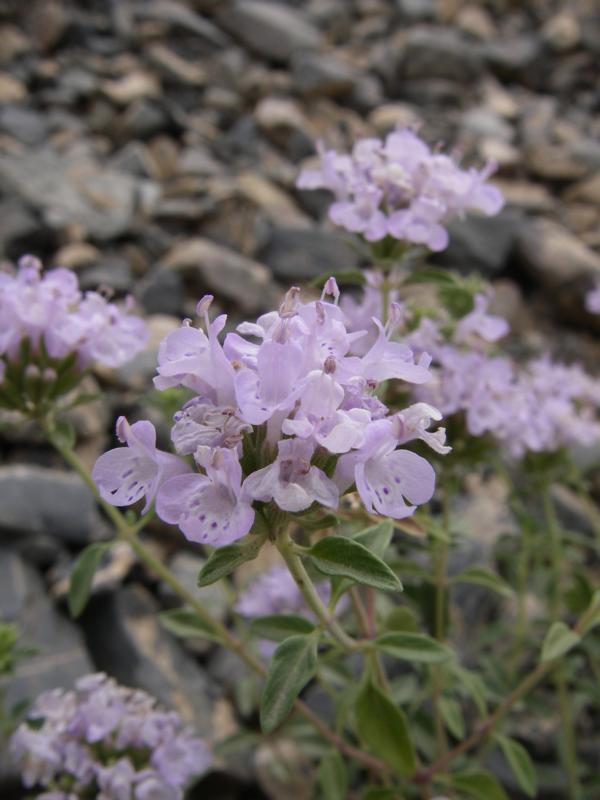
xmin=515 ymin=218 xmax=600 ymax=287
xmin=0 ymin=104 xmax=48 ymax=146
xmin=395 ymin=27 xmax=482 ymax=83
xmin=0 ymin=547 xmax=94 ymax=713
xmin=118 ymin=99 xmax=170 ymax=140
xmin=80 ymin=257 xmax=133 ymax=293
xmin=433 ymin=211 xmax=525 ymax=277
xmin=83 ymin=584 xmax=217 ymax=736
xmin=0 ymin=465 xmax=109 ymax=547
xmin=218 ymin=0 xmax=321 ymax=63
xmin=0 ymin=148 xmax=138 ymax=241
xmin=482 ymin=34 xmax=543 ymax=80
xmin=258 ymin=226 xmax=360 ymax=280
xmin=395 ymin=0 xmax=435 ymax=22
xmin=160 ymin=237 xmax=279 ymax=313
xmin=138 ymin=0 xmax=228 ymax=47
xmin=0 ymin=200 xmax=56 ymax=261
xmin=291 ymin=50 xmax=359 ymax=97
xmin=139 ymin=267 xmax=185 ymax=316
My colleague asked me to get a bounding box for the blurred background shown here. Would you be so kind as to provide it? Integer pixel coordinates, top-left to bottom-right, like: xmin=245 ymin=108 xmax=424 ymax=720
xmin=0 ymin=1 xmax=599 ymax=797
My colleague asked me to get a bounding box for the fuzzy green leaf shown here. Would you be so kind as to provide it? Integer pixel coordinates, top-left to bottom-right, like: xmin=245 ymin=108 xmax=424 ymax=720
xmin=68 ymin=542 xmax=110 ymax=618
xmin=541 ymin=622 xmax=580 ymax=662
xmin=249 ymin=614 xmax=316 ymax=641
xmin=159 ymin=608 xmax=222 ymax=644
xmin=495 ymin=734 xmax=537 ymax=798
xmin=307 ymin=536 xmax=402 ymax=592
xmin=260 ymin=634 xmax=318 ymax=732
xmin=451 ymin=566 xmax=513 ymax=597
xmin=318 ymin=750 xmax=348 ymax=800
xmin=198 ymin=531 xmax=266 ymax=586
xmin=375 ymin=632 xmax=453 ymax=664
xmin=451 ymin=769 xmax=510 ymax=800
xmin=355 ymin=679 xmax=416 ymax=776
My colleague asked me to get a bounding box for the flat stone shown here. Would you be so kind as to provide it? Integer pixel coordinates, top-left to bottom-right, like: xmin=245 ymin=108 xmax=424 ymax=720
xmin=433 ymin=210 xmax=525 ymax=277
xmin=0 ymin=104 xmax=48 ymax=145
xmin=139 ymin=267 xmax=185 ymax=316
xmin=258 ymin=226 xmax=360 ymax=281
xmin=368 ymin=102 xmax=422 ymax=134
xmin=396 ymin=27 xmax=482 ymax=83
xmin=564 ymin=172 xmax=600 ymax=205
xmin=160 ymin=237 xmax=278 ymax=313
xmin=0 ymin=147 xmax=138 ymax=241
xmin=515 ymin=218 xmax=600 ymax=287
xmin=83 ymin=584 xmax=217 ymax=736
xmin=0 ymin=72 xmax=27 ymax=102
xmin=147 ymin=42 xmax=208 ymax=86
xmin=0 ymin=547 xmax=94 ymax=712
xmin=291 ymin=51 xmax=359 ymax=97
xmin=493 ymin=180 xmax=556 ymax=213
xmin=524 ymin=143 xmax=587 ymax=181
xmin=100 ymin=71 xmax=161 ymax=106
xmin=482 ymin=34 xmax=543 ymax=79
xmin=138 ymin=0 xmax=228 ymax=46
xmin=0 ymin=200 xmax=56 ymax=261
xmin=0 ymin=465 xmax=109 ymax=547
xmin=217 ymin=1 xmax=321 ymax=63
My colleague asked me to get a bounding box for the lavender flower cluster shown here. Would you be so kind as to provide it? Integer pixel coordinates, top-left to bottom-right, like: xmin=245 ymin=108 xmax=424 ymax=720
xmin=0 ymin=256 xmax=147 ymax=384
xmin=296 ymin=129 xmax=504 ymax=251
xmin=93 ymin=282 xmax=449 ymax=547
xmin=586 ymin=279 xmax=600 ymax=314
xmin=405 ymin=296 xmax=600 ymax=459
xmin=235 ymin=565 xmax=331 ymax=619
xmin=10 ymin=673 xmax=211 ymax=800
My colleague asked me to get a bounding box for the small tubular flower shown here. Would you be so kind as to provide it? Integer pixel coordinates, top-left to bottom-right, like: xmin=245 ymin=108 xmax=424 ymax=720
xmin=92 ymin=417 xmax=190 ymax=513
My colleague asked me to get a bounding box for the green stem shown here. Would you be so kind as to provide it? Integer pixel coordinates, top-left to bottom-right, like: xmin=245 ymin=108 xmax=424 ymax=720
xmin=45 ymin=424 xmax=390 ymax=777
xmin=543 ymin=487 xmax=581 ymax=800
xmin=414 ymin=598 xmax=597 ymax=786
xmin=430 ymin=482 xmax=450 ymax=759
xmin=277 ymin=527 xmax=360 ymax=652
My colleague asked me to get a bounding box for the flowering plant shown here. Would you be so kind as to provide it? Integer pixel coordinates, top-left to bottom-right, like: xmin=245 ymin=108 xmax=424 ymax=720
xmin=5 ymin=127 xmax=600 ymax=800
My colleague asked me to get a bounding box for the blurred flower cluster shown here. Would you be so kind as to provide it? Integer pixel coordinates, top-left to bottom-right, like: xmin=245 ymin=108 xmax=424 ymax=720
xmin=296 ymin=128 xmax=503 ymax=251
xmin=0 ymin=256 xmax=147 ymax=413
xmin=10 ymin=673 xmax=210 ymax=800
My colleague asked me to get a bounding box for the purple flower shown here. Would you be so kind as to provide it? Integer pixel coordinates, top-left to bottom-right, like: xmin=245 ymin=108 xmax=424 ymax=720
xmin=171 ymin=399 xmax=251 ymax=455
xmin=92 ymin=417 xmax=190 ymax=512
xmin=297 ymin=129 xmax=503 ymax=251
xmin=236 ymin=565 xmax=332 ymax=618
xmin=10 ymin=673 xmax=211 ymax=798
xmin=0 ymin=255 xmax=147 ymax=368
xmin=334 ymin=419 xmax=436 ymax=519
xmin=156 ymin=446 xmax=255 ymax=545
xmin=243 ymin=438 xmax=339 ymax=513
xmin=454 ymin=293 xmax=509 ymax=345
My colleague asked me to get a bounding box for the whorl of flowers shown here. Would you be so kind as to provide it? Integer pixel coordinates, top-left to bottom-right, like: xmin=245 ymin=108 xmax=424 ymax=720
xmin=93 ymin=281 xmax=450 ymax=547
xmin=10 ymin=673 xmax=211 ymax=800
xmin=296 ymin=129 xmax=504 ymax=251
xmin=0 ymin=256 xmax=147 ymax=370
xmin=406 ymin=296 xmax=600 ymax=459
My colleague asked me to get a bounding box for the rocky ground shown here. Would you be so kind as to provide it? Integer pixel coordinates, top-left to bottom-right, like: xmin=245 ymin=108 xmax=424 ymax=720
xmin=0 ymin=1 xmax=599 ymax=798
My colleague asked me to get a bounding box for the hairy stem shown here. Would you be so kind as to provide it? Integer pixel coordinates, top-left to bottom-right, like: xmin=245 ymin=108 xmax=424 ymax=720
xmin=544 ymin=487 xmax=580 ymax=800
xmin=46 ymin=427 xmax=391 ymax=777
xmin=414 ymin=601 xmax=597 ymax=785
xmin=277 ymin=527 xmax=360 ymax=652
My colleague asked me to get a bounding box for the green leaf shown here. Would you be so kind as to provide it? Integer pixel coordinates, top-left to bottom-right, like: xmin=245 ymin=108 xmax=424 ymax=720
xmin=403 ymin=268 xmax=458 ymax=286
xmin=249 ymin=614 xmax=316 ymax=641
xmin=439 ymin=696 xmax=465 ymax=739
xmin=495 ymin=734 xmax=537 ymax=798
xmin=50 ymin=419 xmax=76 ymax=450
xmin=541 ymin=621 xmax=581 ymax=662
xmin=68 ymin=542 xmax=110 ymax=618
xmin=260 ymin=634 xmax=318 ymax=732
xmin=355 ymin=679 xmax=416 ymax=776
xmin=361 ymin=790 xmax=401 ymax=800
xmin=318 ymin=750 xmax=348 ymax=800
xmin=451 ymin=566 xmax=513 ymax=597
xmin=451 ymin=769 xmax=510 ymax=800
xmin=308 ymin=269 xmax=366 ymax=289
xmin=198 ymin=531 xmax=267 ymax=586
xmin=158 ymin=608 xmax=222 ymax=644
xmin=353 ymin=519 xmax=394 ymax=558
xmin=384 ymin=606 xmax=419 ymax=633
xmin=375 ymin=632 xmax=453 ymax=664
xmin=307 ymin=536 xmax=402 ymax=592
xmin=580 ymin=589 xmax=600 ymax=636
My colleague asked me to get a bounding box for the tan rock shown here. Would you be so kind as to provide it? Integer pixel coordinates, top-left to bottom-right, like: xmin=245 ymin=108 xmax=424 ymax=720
xmin=101 ymin=71 xmax=161 ymax=106
xmin=368 ymin=102 xmax=422 ymax=133
xmin=53 ymin=242 xmax=100 ymax=269
xmin=0 ymin=73 xmax=26 ymax=102
xmin=564 ymin=172 xmax=600 ymax=205
xmin=147 ymin=43 xmax=207 ymax=86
